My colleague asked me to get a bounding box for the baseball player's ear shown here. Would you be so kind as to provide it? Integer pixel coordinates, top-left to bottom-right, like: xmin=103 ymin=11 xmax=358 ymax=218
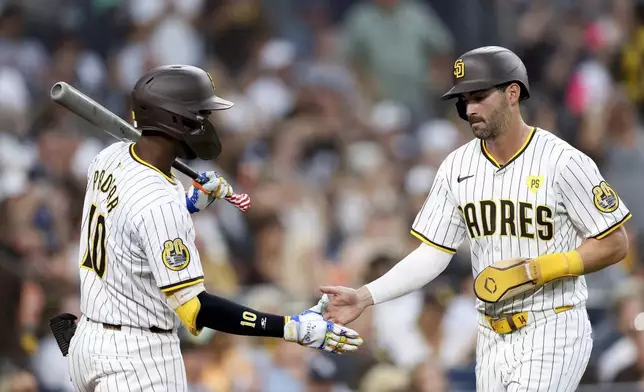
xmin=507 ymin=83 xmax=521 ymax=103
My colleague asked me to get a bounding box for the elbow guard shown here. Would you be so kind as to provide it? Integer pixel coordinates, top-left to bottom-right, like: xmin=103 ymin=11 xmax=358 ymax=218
xmin=166 ymin=283 xmax=205 ymax=336
xmin=175 ymin=297 xmax=202 ymax=336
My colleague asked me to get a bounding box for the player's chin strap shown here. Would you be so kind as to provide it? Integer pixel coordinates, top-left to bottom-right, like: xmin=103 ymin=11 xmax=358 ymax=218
xmin=49 ymin=313 xmax=79 ymax=357
xmin=474 ymin=250 xmax=584 ymax=303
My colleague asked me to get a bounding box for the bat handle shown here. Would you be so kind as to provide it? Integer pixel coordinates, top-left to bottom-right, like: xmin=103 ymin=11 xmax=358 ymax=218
xmin=172 ymin=159 xmax=200 ymax=179
xmin=172 ymin=160 xmax=251 ymax=213
xmin=171 ymin=160 xmax=210 ymax=194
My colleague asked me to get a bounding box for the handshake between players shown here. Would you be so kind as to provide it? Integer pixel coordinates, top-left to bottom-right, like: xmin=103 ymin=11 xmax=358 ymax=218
xmin=181 ymin=171 xmax=364 ymax=354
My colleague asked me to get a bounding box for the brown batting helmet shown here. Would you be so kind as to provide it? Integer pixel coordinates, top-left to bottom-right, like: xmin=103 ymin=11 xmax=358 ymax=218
xmin=131 ymin=65 xmax=233 ymax=160
xmin=442 ymin=46 xmax=530 ymax=121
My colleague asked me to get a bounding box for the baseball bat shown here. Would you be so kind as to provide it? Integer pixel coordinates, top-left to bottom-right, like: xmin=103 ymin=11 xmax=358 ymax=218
xmin=50 ymin=81 xmax=251 ymax=213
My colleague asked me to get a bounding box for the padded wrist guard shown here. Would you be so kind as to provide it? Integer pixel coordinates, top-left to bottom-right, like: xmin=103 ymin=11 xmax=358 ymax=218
xmin=474 ymin=251 xmax=584 ymax=303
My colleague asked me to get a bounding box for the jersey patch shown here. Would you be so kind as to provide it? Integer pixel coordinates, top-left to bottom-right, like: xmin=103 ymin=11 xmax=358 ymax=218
xmin=592 ymin=181 xmax=619 ymax=213
xmin=526 ymin=175 xmax=544 ymax=194
xmin=162 ymin=238 xmax=191 ymax=271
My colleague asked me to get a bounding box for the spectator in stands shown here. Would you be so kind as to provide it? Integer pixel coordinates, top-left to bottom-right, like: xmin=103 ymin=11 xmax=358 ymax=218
xmin=597 ymin=277 xmax=644 ymax=383
xmin=342 ymin=0 xmax=454 ymax=119
xmin=409 ymin=357 xmax=448 ymax=392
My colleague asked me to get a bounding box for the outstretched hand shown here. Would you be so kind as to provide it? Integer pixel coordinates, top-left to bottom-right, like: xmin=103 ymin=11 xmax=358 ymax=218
xmin=319 ymin=286 xmax=370 ymax=326
xmin=283 ymin=297 xmax=363 ymax=354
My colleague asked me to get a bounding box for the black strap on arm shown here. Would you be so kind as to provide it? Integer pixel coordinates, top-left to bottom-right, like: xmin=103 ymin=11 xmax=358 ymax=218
xmin=196 ymin=291 xmax=285 ymax=337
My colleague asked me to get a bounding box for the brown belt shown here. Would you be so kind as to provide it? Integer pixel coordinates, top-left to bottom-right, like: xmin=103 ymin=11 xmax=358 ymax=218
xmin=87 ymin=317 xmax=172 ymax=334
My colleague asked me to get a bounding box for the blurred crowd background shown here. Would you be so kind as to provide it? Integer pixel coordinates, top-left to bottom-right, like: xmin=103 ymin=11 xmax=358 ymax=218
xmin=1 ymin=0 xmax=644 ymax=391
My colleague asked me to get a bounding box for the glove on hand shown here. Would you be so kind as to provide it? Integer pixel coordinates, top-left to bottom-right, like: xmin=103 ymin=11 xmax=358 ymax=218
xmin=283 ymin=297 xmax=364 ymax=354
xmin=186 ymin=171 xmax=232 ymax=213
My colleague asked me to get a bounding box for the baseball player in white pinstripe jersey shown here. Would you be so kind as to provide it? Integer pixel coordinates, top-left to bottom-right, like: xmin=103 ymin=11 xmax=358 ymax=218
xmin=320 ymin=46 xmax=632 ymax=391
xmin=49 ymin=65 xmax=363 ymax=392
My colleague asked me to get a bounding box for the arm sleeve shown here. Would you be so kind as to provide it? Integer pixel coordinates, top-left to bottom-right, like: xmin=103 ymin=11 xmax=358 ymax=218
xmin=556 ymin=152 xmax=632 ymax=240
xmin=195 ymin=291 xmax=285 ymax=338
xmin=365 ymin=243 xmax=453 ymax=304
xmin=166 ymin=283 xmax=285 ymax=338
xmin=411 ymin=161 xmax=467 ymax=253
xmin=135 ymin=201 xmax=204 ymax=293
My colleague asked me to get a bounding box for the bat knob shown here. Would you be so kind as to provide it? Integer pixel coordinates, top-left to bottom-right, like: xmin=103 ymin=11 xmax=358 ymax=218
xmin=226 ymin=193 xmax=251 ymax=213
xmin=50 ymin=82 xmax=68 ymax=100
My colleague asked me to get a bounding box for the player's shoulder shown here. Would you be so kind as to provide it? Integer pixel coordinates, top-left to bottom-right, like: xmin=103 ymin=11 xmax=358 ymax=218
xmin=118 ymin=142 xmax=184 ymax=192
xmin=439 ymin=137 xmax=481 ymax=171
xmin=532 ymin=127 xmax=571 ymax=149
xmin=534 ymin=127 xmax=593 ymax=165
xmin=119 ymin=177 xmax=182 ymax=213
xmin=96 ymin=141 xmax=130 ymax=158
xmin=86 ymin=141 xmax=129 ymax=176
xmin=90 ymin=141 xmax=130 ymax=167
xmin=110 ymin=143 xmax=184 ymax=211
xmin=129 ymin=194 xmax=187 ymax=230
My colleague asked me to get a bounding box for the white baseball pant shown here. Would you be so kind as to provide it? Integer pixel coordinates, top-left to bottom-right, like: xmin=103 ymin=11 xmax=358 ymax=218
xmin=68 ymin=317 xmax=187 ymax=391
xmin=476 ymin=307 xmax=593 ymax=391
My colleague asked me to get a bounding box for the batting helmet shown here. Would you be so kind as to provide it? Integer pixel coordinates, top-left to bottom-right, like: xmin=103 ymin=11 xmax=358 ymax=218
xmin=131 ymin=65 xmax=233 ymax=160
xmin=442 ymin=46 xmax=530 ymax=121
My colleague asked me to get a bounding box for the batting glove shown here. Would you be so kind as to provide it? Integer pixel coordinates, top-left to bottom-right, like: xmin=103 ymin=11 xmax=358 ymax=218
xmin=185 ymin=171 xmax=232 ymax=214
xmin=283 ymin=297 xmax=364 ymax=354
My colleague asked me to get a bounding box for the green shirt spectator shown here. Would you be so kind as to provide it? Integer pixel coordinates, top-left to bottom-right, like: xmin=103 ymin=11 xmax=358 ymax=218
xmin=343 ymin=0 xmax=454 ymax=117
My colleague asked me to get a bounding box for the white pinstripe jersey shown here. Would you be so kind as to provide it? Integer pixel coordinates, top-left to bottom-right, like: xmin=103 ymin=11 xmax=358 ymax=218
xmin=412 ymin=128 xmax=632 ymax=316
xmin=78 ymin=141 xmax=204 ymax=330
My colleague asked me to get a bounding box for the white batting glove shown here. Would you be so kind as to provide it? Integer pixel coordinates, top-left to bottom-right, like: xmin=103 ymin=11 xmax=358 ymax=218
xmin=283 ymin=297 xmax=364 ymax=354
xmin=185 ymin=171 xmax=233 ymax=214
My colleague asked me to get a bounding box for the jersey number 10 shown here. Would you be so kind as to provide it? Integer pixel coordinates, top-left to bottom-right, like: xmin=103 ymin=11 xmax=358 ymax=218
xmin=81 ymin=203 xmax=108 ymax=278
